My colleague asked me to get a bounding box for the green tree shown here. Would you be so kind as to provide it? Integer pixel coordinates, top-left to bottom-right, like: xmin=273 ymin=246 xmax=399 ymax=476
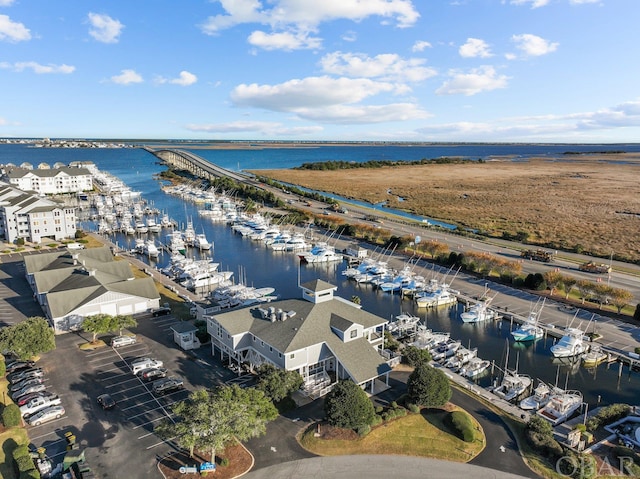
xmin=609 ymin=288 xmax=633 ymax=314
xmin=0 ymin=317 xmax=55 ymax=360
xmin=82 ymin=314 xmax=115 ymax=343
xmin=576 ymin=279 xmax=594 ymax=304
xmin=324 ymin=380 xmax=375 ymax=430
xmin=561 ymin=276 xmax=578 ymax=300
xmin=255 ymin=364 xmax=304 ymax=403
xmin=156 ymin=385 xmax=277 ymax=462
xmin=543 ymin=271 xmax=563 ymax=296
xmin=402 ymin=345 xmax=432 ymax=367
xmin=113 ymin=314 xmax=137 ymax=335
xmin=407 ymin=363 xmax=451 ymax=407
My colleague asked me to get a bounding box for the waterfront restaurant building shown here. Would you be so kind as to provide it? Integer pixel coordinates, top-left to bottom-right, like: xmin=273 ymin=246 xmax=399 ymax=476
xmin=206 ymin=279 xmax=392 ymax=398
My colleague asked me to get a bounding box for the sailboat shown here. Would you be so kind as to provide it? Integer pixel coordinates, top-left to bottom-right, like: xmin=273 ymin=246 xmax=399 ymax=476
xmin=511 ymin=297 xmax=545 ymax=342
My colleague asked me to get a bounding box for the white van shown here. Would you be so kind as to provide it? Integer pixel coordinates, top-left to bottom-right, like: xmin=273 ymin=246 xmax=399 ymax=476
xmin=66 ymin=242 xmax=85 ymax=250
xmin=131 ymin=358 xmax=163 ymax=375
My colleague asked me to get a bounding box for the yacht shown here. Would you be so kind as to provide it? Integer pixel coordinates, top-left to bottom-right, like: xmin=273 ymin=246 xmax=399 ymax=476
xmin=387 ymin=312 xmax=421 ymax=335
xmin=146 ymin=217 xmax=162 ymax=233
xmin=134 ymin=220 xmax=148 ymax=234
xmin=493 ymin=370 xmax=533 ymax=402
xmin=519 ymin=381 xmax=556 ymax=411
xmin=299 ymin=244 xmax=343 ymax=263
xmin=182 ymin=220 xmax=196 ymax=246
xmin=194 ymin=232 xmax=212 ymax=250
xmin=142 ymin=240 xmax=159 ymax=258
xmin=444 ymin=347 xmax=478 ymax=371
xmin=460 ymin=295 xmax=497 ymax=323
xmin=431 ymin=339 xmax=462 ymax=362
xmin=414 ymin=282 xmax=457 ymax=308
xmin=537 ymin=390 xmax=584 ymax=426
xmin=550 ymin=327 xmax=589 ymax=358
xmin=511 ymin=298 xmax=545 ymax=342
xmin=459 ymin=357 xmax=491 ymax=379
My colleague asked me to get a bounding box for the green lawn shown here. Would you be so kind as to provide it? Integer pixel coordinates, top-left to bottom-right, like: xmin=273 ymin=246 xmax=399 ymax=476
xmin=299 ymin=406 xmax=484 ymax=462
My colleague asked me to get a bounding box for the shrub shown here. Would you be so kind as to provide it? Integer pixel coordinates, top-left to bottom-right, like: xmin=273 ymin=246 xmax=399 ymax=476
xmin=402 ymin=345 xmax=432 ymax=367
xmin=0 ymin=359 xmax=5 ymax=377
xmin=357 ymin=424 xmax=371 ymax=437
xmin=586 ymin=403 xmax=631 ymax=432
xmin=407 ymin=403 xmax=420 ymax=414
xmin=611 ymin=446 xmax=640 ymax=477
xmin=371 ymin=415 xmax=383 ymax=427
xmin=12 ymin=444 xmax=30 ymax=461
xmin=219 ymin=458 xmax=229 ymax=467
xmin=324 ymin=380 xmax=375 ymax=430
xmin=2 ymin=403 xmax=22 ymax=427
xmin=447 ymin=411 xmax=475 ymax=442
xmin=14 ymin=454 xmax=35 ymax=473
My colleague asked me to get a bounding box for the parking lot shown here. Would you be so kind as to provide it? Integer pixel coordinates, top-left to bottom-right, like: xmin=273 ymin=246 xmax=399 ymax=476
xmin=28 ymin=312 xmax=240 ymax=478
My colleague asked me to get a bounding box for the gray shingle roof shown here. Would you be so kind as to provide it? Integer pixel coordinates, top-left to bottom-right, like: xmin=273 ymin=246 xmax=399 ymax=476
xmin=5 ymin=166 xmax=91 ymax=178
xmin=212 ymin=295 xmax=390 ymax=384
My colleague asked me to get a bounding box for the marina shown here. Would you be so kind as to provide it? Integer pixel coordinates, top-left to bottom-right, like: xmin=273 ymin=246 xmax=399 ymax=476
xmin=2 ymin=144 xmax=639 ymax=416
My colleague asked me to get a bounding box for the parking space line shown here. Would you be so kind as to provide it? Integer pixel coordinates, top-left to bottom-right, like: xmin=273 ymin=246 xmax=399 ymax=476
xmin=146 ymin=437 xmax=176 ymax=450
xmin=104 ymin=377 xmax=142 ymax=389
xmin=132 ymin=416 xmax=168 ymax=430
xmin=27 ymin=417 xmax=67 ymax=430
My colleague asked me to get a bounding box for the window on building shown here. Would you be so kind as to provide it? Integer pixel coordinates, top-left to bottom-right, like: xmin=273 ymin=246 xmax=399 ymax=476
xmin=290 ymin=353 xmax=295 ymax=359
xmin=350 ymin=329 xmax=358 ymax=339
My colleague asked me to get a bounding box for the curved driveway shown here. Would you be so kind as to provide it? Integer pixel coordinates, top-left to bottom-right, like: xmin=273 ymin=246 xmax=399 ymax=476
xmin=244 ymin=370 xmax=541 ymax=479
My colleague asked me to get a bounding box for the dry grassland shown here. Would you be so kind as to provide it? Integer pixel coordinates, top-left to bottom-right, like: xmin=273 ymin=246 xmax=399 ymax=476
xmin=254 ymin=154 xmax=640 ymax=262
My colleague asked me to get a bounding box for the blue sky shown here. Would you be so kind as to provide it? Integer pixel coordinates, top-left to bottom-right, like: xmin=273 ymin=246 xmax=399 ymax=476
xmin=1 ymin=0 xmax=639 ymax=142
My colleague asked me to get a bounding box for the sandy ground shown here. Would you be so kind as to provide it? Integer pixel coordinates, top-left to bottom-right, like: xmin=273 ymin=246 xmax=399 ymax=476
xmin=253 ymin=154 xmax=640 ymax=262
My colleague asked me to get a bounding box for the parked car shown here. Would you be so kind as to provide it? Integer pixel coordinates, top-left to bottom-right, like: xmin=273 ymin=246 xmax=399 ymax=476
xmin=10 ymin=378 xmax=43 ymax=393
xmin=7 ymin=367 xmax=44 ymax=384
xmin=25 ymin=405 xmax=65 ymax=426
xmin=111 ymin=335 xmax=137 ymax=348
xmin=151 ymin=307 xmax=171 ymax=317
xmin=12 ymin=383 xmax=47 ymax=401
xmin=15 ymin=392 xmax=50 ymax=407
xmin=6 ymin=360 xmax=36 ymax=374
xmin=152 ymin=377 xmax=184 ymax=395
xmin=20 ymin=394 xmax=62 ymax=417
xmin=97 ymin=394 xmax=116 ymax=410
xmin=140 ymin=367 xmax=168 ymax=382
xmin=131 ymin=358 xmax=164 ymax=375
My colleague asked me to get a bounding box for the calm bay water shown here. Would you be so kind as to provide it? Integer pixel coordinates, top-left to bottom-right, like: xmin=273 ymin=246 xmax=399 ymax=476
xmin=1 ymin=143 xmax=639 ymax=408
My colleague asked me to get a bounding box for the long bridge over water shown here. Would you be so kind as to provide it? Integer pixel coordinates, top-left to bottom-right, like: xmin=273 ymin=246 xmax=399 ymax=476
xmin=146 ymin=147 xmax=255 ymax=185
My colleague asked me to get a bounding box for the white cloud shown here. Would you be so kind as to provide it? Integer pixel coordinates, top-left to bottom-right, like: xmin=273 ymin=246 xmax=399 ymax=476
xmin=230 ymin=75 xmax=428 ymax=124
xmin=87 ymin=13 xmax=124 ymax=44
xmin=0 ymin=14 xmax=31 ymax=42
xmin=247 ymin=30 xmax=322 ymax=51
xmin=412 ymin=40 xmax=432 ymax=52
xmin=436 ymin=66 xmax=509 ymax=96
xmin=510 ymin=33 xmax=558 ymax=57
xmin=570 ymin=0 xmax=599 ymax=4
xmin=294 ymin=103 xmax=430 ymax=124
xmin=0 ymin=61 xmax=75 ymax=74
xmin=507 ymin=0 xmax=550 ymax=8
xmin=200 ymin=0 xmax=420 ymax=50
xmin=169 ymin=71 xmax=198 ymax=86
xmin=185 ymin=121 xmax=323 ymax=136
xmin=110 ymin=69 xmax=143 ymax=85
xmin=0 ymin=0 xmax=16 ymax=6
xmin=231 ymin=76 xmax=397 ymax=111
xmin=341 ymin=30 xmax=357 ymax=42
xmin=320 ymin=52 xmax=436 ymax=82
xmin=576 ymin=100 xmax=640 ymax=130
xmin=459 ymin=38 xmax=492 ymax=58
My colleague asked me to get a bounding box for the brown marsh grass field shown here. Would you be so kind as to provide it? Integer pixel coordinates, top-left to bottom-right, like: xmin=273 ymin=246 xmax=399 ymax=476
xmin=253 ymin=154 xmax=640 ymax=262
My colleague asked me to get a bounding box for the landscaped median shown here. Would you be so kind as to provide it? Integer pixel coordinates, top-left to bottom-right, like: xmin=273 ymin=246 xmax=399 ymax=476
xmin=299 ymin=403 xmax=485 ymax=462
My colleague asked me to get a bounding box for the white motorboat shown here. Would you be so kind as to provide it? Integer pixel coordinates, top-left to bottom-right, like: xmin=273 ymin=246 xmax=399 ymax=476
xmin=431 ymin=339 xmax=462 ymax=362
xmin=387 ymin=312 xmax=421 ymax=335
xmin=146 ymin=217 xmax=162 ymax=233
xmin=550 ymin=327 xmax=589 ymax=358
xmin=194 ymin=232 xmax=212 ymax=250
xmin=300 ymin=244 xmax=342 ymax=263
xmin=444 ymin=347 xmax=478 ymax=371
xmin=459 ymin=357 xmax=491 ymax=379
xmin=134 ymin=221 xmax=148 ymax=234
xmin=415 ymin=283 xmax=457 ymax=308
xmin=582 ymin=345 xmax=608 ymax=367
xmin=537 ymin=390 xmax=583 ymax=425
xmin=142 ymin=240 xmax=159 ymax=258
xmin=460 ymin=295 xmax=497 ymax=323
xmin=182 ymin=220 xmax=196 ymax=246
xmin=519 ymin=381 xmax=556 ymax=411
xmin=493 ymin=370 xmax=532 ymax=402
xmin=511 ymin=298 xmax=545 ymax=342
